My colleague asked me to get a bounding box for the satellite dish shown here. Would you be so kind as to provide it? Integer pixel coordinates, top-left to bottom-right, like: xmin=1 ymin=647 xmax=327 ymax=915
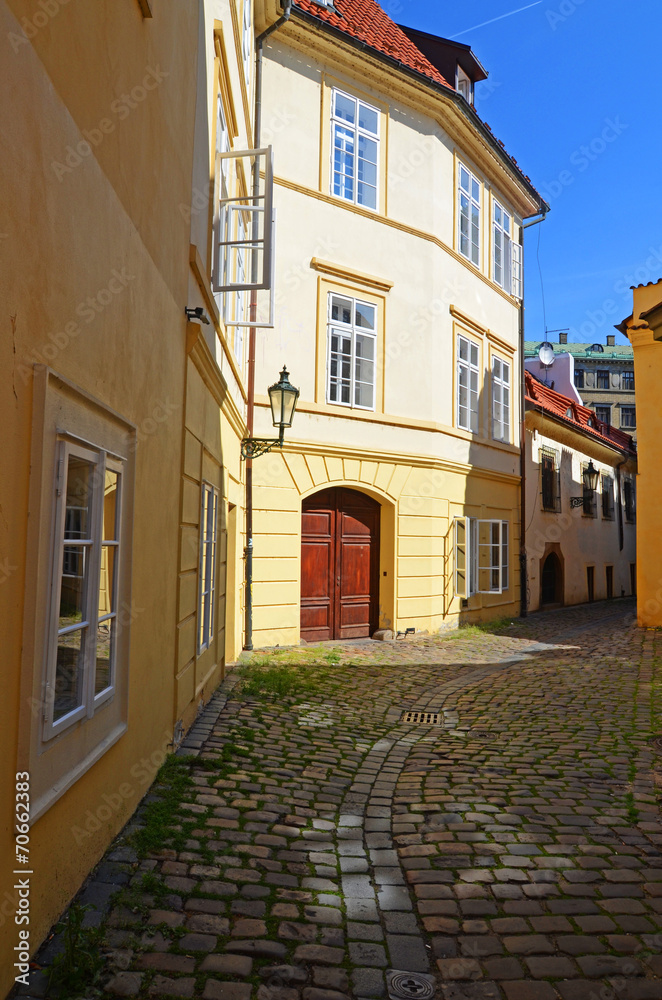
xmin=538 ymin=342 xmax=555 ymax=367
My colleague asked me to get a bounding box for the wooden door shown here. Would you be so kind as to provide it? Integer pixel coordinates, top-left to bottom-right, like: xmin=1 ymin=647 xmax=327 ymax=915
xmin=301 ymin=488 xmax=379 ymax=642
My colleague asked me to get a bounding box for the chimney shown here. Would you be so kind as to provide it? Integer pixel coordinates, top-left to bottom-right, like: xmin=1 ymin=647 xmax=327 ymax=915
xmin=606 ymin=334 xmax=615 ymax=347
xmin=559 ymin=332 xmax=568 ymax=344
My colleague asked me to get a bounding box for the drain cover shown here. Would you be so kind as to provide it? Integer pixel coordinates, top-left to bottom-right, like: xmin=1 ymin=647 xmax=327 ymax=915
xmin=387 ymin=970 xmax=436 ymax=1000
xmin=402 ymin=711 xmax=441 ymax=725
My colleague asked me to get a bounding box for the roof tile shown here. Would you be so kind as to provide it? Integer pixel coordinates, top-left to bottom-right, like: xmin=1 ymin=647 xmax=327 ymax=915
xmin=525 ymin=371 xmax=635 ymax=455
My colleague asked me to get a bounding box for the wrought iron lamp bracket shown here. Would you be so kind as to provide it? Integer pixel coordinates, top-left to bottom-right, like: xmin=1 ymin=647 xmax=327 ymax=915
xmin=241 ymin=426 xmax=285 ymax=460
xmin=569 ymin=496 xmax=588 ymax=508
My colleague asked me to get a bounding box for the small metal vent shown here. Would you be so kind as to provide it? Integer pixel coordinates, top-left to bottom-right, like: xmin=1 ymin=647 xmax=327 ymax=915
xmin=387 ymin=970 xmax=435 ymax=1000
xmin=402 ymin=711 xmax=441 ymax=725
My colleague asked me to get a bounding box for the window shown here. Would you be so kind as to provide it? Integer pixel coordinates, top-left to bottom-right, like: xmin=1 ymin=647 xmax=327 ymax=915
xmin=331 ymin=89 xmax=379 ymax=210
xmin=595 ymin=405 xmax=611 ymax=424
xmin=455 ymin=517 xmax=509 ymax=596
xmin=601 ymin=475 xmax=614 ymax=519
xmin=45 ymin=441 xmax=123 ymax=738
xmin=581 ymin=462 xmax=597 ymax=518
xmin=606 ymin=565 xmax=614 ymax=599
xmin=457 ymin=334 xmax=479 ymax=432
xmin=596 ymin=370 xmax=610 ymax=389
xmin=575 ymin=369 xmax=585 ymax=389
xmin=492 ymin=356 xmax=510 ymax=442
xmin=458 ymin=164 xmax=480 ymax=267
xmin=327 ymin=293 xmax=376 ymax=409
xmin=621 ymin=406 xmax=636 ymax=429
xmin=493 ymin=200 xmax=511 ymax=291
xmin=457 ymin=65 xmax=472 ymax=103
xmin=622 ymin=370 xmax=635 ymax=390
xmin=624 ymin=478 xmax=636 ymax=522
xmin=541 ymin=447 xmax=561 ymax=512
xmin=242 ymin=0 xmax=252 ymax=84
xmin=199 ymin=484 xmax=219 ymax=653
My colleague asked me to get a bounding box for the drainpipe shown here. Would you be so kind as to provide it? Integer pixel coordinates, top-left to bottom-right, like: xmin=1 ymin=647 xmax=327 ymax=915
xmin=519 ymin=209 xmax=548 ymax=618
xmin=244 ymin=0 xmax=293 ymax=651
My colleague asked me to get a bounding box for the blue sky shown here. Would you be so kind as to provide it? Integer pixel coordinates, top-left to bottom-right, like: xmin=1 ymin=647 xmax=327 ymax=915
xmin=395 ymin=0 xmax=662 ymax=345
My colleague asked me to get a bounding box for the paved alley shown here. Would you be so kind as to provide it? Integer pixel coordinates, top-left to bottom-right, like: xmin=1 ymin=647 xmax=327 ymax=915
xmin=26 ymin=599 xmax=662 ymax=1000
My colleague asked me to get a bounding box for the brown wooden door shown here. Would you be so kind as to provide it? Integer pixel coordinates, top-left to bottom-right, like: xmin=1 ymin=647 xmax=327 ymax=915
xmin=301 ymin=488 xmax=380 ymax=642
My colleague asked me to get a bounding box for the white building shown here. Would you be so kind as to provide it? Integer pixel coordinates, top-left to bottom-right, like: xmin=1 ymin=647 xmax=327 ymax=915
xmin=525 ymin=371 xmax=637 ymax=610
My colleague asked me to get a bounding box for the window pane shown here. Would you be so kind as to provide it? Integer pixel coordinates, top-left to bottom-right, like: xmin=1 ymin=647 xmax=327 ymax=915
xmin=99 ymin=545 xmax=116 ymax=618
xmin=60 ymin=544 xmax=89 ymax=629
xmin=95 ymin=619 xmax=114 ymax=695
xmin=355 ymin=302 xmax=376 ymax=330
xmin=65 ymin=455 xmax=93 ymax=539
xmin=54 ymin=628 xmax=85 ymax=722
xmin=459 ymin=337 xmax=469 ymax=362
xmin=334 ymin=92 xmax=355 ymax=123
xmin=103 ymin=469 xmax=119 ymax=541
xmin=471 ymin=178 xmax=480 ymax=202
xmin=470 ymin=343 xmax=478 ymax=367
xmin=358 ymin=103 xmax=378 ymax=134
xmin=331 ymin=296 xmax=353 ymax=324
xmin=459 ymin=166 xmax=469 ymax=191
xmin=357 ymin=182 xmax=377 ymax=209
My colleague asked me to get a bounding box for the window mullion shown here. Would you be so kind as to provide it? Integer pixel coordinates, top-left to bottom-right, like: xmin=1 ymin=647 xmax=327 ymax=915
xmin=84 ymin=451 xmax=105 ymax=718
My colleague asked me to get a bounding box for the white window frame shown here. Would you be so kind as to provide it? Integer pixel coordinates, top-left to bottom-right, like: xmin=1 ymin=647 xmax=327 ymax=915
xmin=458 ymin=163 xmax=481 ymax=267
xmin=330 ymin=88 xmax=380 ymax=210
xmin=457 ymin=334 xmax=480 ymax=433
xmin=326 ymin=293 xmax=377 ymax=411
xmin=455 ymin=517 xmax=509 ymax=597
xmin=242 ymin=0 xmax=252 ymax=85
xmin=199 ymin=483 xmax=219 ymax=654
xmin=44 ymin=440 xmax=123 ymax=741
xmin=493 ymin=199 xmax=512 ymax=292
xmin=492 ymin=355 xmax=511 ymax=442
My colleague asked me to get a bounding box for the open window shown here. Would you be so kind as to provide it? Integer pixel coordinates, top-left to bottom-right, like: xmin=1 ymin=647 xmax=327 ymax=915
xmin=455 ymin=517 xmax=509 ymax=597
xmin=212 ymin=146 xmax=275 ymax=329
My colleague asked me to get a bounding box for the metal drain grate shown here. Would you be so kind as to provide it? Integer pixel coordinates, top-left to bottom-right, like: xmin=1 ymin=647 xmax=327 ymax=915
xmin=402 ymin=711 xmax=441 ymax=725
xmin=387 ymin=970 xmax=436 ymax=1000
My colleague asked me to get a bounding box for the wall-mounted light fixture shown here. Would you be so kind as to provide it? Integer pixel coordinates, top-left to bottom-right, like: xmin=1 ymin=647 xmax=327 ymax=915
xmin=570 ymin=460 xmax=600 ymax=508
xmin=241 ymin=367 xmax=299 ymax=460
xmin=184 ymin=306 xmax=210 ymax=325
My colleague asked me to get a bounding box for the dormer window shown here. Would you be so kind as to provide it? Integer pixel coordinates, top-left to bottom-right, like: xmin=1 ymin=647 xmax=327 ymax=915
xmin=457 ymin=65 xmax=473 ymax=104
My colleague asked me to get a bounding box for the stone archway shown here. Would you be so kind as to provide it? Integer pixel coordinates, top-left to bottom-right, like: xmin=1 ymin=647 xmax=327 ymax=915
xmin=541 ymin=544 xmax=564 ymax=607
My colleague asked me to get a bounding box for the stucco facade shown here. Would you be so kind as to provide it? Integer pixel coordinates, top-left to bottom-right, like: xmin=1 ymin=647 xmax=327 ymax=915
xmin=246 ymin=10 xmax=545 ymax=644
xmin=619 ymin=279 xmax=662 ymax=626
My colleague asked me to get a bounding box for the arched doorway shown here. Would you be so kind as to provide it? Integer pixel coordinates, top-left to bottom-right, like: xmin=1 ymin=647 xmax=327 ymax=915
xmin=301 ymin=487 xmax=380 ymax=642
xmin=541 ymin=551 xmax=563 ymax=606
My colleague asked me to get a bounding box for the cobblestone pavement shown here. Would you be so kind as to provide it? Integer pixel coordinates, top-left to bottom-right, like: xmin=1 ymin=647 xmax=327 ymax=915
xmin=25 ymin=599 xmax=662 ymax=1000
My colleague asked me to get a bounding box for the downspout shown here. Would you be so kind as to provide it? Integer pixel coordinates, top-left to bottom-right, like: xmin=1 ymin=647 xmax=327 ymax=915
xmin=244 ymin=0 xmax=293 ymax=651
xmin=519 ymin=209 xmax=548 ymax=618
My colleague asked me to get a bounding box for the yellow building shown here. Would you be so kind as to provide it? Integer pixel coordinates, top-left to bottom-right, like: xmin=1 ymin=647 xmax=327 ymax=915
xmin=617 ymin=278 xmax=662 ymax=626
xmin=247 ymin=0 xmax=547 ymax=644
xmin=0 ymin=0 xmax=252 ymax=989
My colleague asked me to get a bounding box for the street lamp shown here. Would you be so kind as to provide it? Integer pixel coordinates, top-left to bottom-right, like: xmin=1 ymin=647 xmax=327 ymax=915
xmin=570 ymin=460 xmax=600 ymax=508
xmin=241 ymin=367 xmax=300 ymax=459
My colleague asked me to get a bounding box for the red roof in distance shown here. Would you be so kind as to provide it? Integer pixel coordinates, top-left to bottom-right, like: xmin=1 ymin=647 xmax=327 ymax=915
xmin=525 ymin=371 xmax=635 ymax=455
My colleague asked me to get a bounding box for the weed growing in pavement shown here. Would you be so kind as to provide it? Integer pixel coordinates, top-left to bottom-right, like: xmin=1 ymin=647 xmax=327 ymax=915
xmin=456 ymin=616 xmax=522 ymax=637
xmin=129 ymin=754 xmax=196 ymax=857
xmin=47 ymin=901 xmax=105 ymax=998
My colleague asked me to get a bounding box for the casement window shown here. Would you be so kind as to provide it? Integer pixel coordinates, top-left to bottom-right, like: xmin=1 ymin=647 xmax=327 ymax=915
xmin=199 ymin=483 xmax=219 ymax=653
xmin=622 ymin=371 xmax=635 ymax=390
xmin=581 ymin=462 xmax=597 ymax=518
xmin=326 ymin=293 xmax=376 ymax=410
xmin=574 ymin=368 xmax=585 ymax=389
xmin=621 ymin=406 xmax=636 ymax=429
xmin=45 ymin=441 xmax=123 ymax=739
xmin=492 ymin=356 xmax=510 ymax=442
xmin=458 ymin=164 xmax=480 ymax=266
xmin=457 ymin=334 xmax=479 ymax=433
xmin=541 ymin=447 xmax=561 ymax=512
xmin=457 ymin=65 xmax=472 ymax=103
xmin=331 ymin=89 xmax=379 ymax=210
xmin=623 ymin=478 xmax=636 ymax=522
xmin=595 ymin=405 xmax=611 ymax=424
xmin=596 ymin=370 xmax=610 ymax=389
xmin=242 ymin=0 xmax=252 ymax=84
xmin=455 ymin=517 xmax=509 ymax=597
xmin=601 ymin=475 xmax=614 ymax=520
xmin=492 ymin=200 xmax=522 ymax=297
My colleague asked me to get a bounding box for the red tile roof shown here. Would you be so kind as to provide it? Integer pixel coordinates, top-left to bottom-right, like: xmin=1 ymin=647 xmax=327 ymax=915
xmin=293 ymin=0 xmax=453 ymax=89
xmin=525 ymin=371 xmax=636 ymax=455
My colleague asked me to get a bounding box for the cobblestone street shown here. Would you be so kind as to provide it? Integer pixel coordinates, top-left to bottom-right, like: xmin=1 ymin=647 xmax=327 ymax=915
xmin=28 ymin=599 xmax=662 ymax=1000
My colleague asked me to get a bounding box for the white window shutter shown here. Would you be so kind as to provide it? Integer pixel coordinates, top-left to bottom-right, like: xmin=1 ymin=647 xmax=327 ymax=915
xmin=512 ymin=242 xmax=523 ymax=299
xmin=455 ymin=517 xmax=469 ymax=599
